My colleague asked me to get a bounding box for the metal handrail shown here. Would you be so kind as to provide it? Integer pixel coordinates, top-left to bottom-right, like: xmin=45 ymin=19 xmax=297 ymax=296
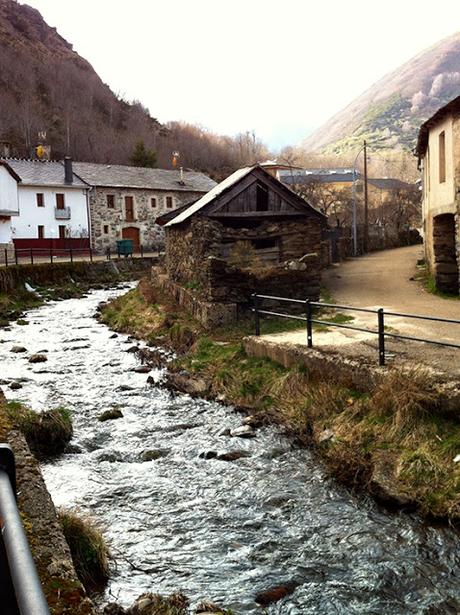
xmin=251 ymin=293 xmax=460 ymax=366
xmin=0 ymin=445 xmax=50 ymax=615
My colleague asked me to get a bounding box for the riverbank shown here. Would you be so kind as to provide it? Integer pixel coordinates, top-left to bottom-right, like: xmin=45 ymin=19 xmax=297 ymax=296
xmin=101 ymin=278 xmax=460 ymax=523
xmin=0 ymin=258 xmax=156 ymax=325
xmin=0 ymin=392 xmax=94 ymax=614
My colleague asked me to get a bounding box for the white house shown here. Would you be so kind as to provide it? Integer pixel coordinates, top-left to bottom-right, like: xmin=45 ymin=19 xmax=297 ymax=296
xmin=0 ymin=161 xmax=20 ymax=259
xmin=0 ymin=158 xmax=90 ymax=253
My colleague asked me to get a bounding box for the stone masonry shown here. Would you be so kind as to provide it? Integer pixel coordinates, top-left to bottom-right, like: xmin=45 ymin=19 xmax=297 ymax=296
xmin=89 ymin=187 xmax=205 ymax=253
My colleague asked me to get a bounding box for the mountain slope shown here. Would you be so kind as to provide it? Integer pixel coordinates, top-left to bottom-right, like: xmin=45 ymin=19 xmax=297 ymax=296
xmin=302 ymin=31 xmax=460 ymax=154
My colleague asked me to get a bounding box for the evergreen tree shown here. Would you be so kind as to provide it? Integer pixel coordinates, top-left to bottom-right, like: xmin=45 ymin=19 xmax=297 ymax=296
xmin=129 ymin=141 xmax=157 ymax=168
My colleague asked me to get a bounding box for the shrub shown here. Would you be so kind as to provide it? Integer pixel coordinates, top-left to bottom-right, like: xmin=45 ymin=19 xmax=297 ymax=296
xmin=59 ymin=509 xmax=109 ymax=593
xmin=8 ymin=403 xmax=73 ymax=458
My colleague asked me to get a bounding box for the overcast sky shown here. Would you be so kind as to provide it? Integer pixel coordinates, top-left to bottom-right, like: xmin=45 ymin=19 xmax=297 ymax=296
xmin=24 ymin=0 xmax=459 ymax=150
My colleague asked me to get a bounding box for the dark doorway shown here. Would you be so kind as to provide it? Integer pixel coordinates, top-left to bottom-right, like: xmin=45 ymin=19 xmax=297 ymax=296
xmin=432 ymin=213 xmax=459 ymax=294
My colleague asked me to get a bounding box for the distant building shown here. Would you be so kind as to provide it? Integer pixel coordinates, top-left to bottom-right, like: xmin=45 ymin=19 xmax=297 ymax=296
xmin=73 ymin=163 xmax=216 ymax=253
xmin=416 ymin=95 xmax=460 ymax=294
xmin=0 ymin=158 xmax=90 ymax=253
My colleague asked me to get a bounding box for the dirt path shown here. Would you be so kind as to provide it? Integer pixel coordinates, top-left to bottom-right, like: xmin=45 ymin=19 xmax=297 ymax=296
xmin=263 ymin=245 xmax=460 ymax=377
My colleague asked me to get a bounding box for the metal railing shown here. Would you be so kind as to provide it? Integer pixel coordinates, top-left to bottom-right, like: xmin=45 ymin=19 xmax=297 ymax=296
xmin=0 ymin=445 xmax=50 ymax=615
xmin=54 ymin=207 xmax=71 ymax=220
xmin=1 ymin=246 xmax=160 ymax=267
xmin=251 ymin=293 xmax=460 ymax=366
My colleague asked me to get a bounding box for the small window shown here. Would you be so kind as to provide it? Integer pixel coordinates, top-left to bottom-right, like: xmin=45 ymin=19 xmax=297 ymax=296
xmin=56 ymin=193 xmax=65 ymax=209
xmin=36 ymin=193 xmax=44 ymax=207
xmin=107 ymin=194 xmax=115 ymax=208
xmin=439 ymin=131 xmax=446 ymax=183
xmin=166 ymin=196 xmax=173 ymax=209
xmin=256 ymin=184 xmax=269 ymax=211
xmin=151 ymin=197 xmax=157 ymax=208
xmin=103 ymin=225 xmax=109 ymax=234
xmin=37 ymin=225 xmax=44 ymax=239
xmin=58 ymin=225 xmax=66 ymax=239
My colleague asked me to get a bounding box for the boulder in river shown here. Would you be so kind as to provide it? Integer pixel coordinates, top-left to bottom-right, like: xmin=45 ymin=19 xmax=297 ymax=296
xmin=9 ymin=382 xmax=23 ymax=390
xmin=141 ymin=449 xmax=169 ymax=462
xmin=125 ymin=345 xmax=139 ymax=353
xmin=217 ymin=450 xmax=251 ymax=462
xmin=230 ymin=425 xmax=256 ymax=439
xmin=10 ymin=345 xmax=27 ymax=353
xmin=28 ymin=354 xmax=48 ymax=363
xmin=199 ymin=450 xmax=218 ymax=460
xmin=255 ymin=580 xmax=301 ymax=606
xmin=98 ymin=408 xmax=123 ymax=422
xmin=131 ymin=366 xmax=151 ymax=374
xmin=165 ymin=371 xmax=209 ymax=396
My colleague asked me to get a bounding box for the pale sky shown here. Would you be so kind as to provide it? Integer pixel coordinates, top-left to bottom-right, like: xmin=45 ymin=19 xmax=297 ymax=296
xmin=24 ymin=0 xmax=460 ymax=150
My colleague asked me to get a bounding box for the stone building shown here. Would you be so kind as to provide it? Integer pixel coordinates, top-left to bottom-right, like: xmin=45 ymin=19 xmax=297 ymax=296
xmin=156 ymin=165 xmax=326 ymax=326
xmin=73 ymin=163 xmax=216 ymax=253
xmin=416 ymin=96 xmax=460 ymax=294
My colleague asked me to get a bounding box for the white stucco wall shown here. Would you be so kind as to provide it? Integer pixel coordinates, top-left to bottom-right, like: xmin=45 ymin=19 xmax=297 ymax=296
xmin=11 ymin=186 xmax=89 ymax=239
xmin=0 ymin=217 xmax=12 ymax=243
xmin=0 ymin=166 xmax=19 ymax=214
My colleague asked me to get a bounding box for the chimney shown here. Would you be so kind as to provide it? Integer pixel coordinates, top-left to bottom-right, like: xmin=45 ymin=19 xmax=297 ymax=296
xmin=64 ymin=156 xmax=73 ymax=184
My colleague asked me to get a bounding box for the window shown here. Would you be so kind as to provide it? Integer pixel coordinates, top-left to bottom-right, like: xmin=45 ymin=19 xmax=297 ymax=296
xmin=439 ymin=131 xmax=446 ymax=183
xmin=107 ymin=194 xmax=115 ymax=208
xmin=37 ymin=225 xmax=44 ymax=239
xmin=56 ymin=193 xmax=65 ymax=209
xmin=125 ymin=196 xmax=134 ymax=221
xmin=151 ymin=197 xmax=157 ymax=208
xmin=166 ymin=196 xmax=173 ymax=209
xmin=103 ymin=224 xmax=109 ymax=234
xmin=36 ymin=193 xmax=44 ymax=207
xmin=58 ymin=225 xmax=66 ymax=240
xmin=256 ymin=183 xmax=269 ymax=211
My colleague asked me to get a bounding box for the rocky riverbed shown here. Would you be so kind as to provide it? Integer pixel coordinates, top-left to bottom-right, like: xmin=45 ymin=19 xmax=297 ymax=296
xmin=1 ymin=285 xmax=460 ymax=614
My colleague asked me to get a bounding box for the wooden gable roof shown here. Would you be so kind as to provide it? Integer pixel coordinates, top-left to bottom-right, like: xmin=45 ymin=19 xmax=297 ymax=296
xmin=159 ymin=165 xmax=325 ymax=227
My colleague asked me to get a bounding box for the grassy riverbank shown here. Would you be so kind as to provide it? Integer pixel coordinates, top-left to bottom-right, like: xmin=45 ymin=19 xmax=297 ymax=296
xmin=101 ymin=279 xmax=460 ymax=522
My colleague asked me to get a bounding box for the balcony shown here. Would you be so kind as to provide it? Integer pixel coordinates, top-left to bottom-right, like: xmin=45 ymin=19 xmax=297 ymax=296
xmin=0 ymin=208 xmax=19 ymax=216
xmin=55 ymin=207 xmax=71 ymax=220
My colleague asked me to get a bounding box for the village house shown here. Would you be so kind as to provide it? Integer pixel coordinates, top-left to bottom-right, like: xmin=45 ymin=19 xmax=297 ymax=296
xmin=416 ymin=95 xmax=460 ymax=294
xmin=0 ymin=158 xmax=90 ymax=254
xmin=0 ymin=161 xmax=20 ymax=260
xmin=156 ymin=165 xmax=326 ymax=326
xmin=73 ymin=162 xmax=216 ymax=253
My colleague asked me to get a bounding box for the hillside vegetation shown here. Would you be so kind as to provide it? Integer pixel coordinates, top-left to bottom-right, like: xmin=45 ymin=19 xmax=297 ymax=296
xmin=301 ymin=31 xmax=460 ymax=155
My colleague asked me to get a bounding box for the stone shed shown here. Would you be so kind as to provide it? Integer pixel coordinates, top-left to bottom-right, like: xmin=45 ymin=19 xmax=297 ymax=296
xmin=156 ymin=165 xmax=327 ymax=326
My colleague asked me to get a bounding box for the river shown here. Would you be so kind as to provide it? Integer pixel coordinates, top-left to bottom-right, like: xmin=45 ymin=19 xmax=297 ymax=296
xmin=1 ymin=285 xmax=459 ymax=614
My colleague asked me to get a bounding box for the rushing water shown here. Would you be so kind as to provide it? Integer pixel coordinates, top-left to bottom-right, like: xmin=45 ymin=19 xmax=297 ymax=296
xmin=1 ymin=286 xmax=460 ymax=614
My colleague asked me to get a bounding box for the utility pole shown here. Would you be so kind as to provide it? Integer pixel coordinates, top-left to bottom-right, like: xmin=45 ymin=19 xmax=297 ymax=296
xmin=363 ymin=140 xmax=369 ymax=253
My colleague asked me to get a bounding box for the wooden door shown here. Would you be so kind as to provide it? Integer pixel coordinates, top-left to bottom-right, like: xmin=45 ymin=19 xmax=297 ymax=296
xmin=122 ymin=227 xmax=140 ymax=251
xmin=124 ymin=196 xmax=134 ymax=221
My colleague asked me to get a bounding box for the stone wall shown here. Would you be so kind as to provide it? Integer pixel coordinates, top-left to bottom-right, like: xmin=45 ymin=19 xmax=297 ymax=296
xmin=90 ymin=187 xmax=205 ymax=253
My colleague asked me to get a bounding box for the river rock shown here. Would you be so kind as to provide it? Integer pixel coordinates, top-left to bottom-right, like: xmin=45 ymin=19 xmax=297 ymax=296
xmin=98 ymin=408 xmax=123 ymax=422
xmin=118 ymin=384 xmax=134 ymax=391
xmin=218 ymin=427 xmax=232 ymax=437
xmin=146 ymin=376 xmax=155 ymax=385
xmin=199 ymin=450 xmax=218 ymax=460
xmin=255 ymin=580 xmax=301 ymax=606
xmin=125 ymin=345 xmax=139 ymax=353
xmin=141 ymin=449 xmax=169 ymax=461
xmin=230 ymin=425 xmax=256 ymax=439
xmin=165 ymin=371 xmax=209 ymax=396
xmin=9 ymin=382 xmax=23 ymax=390
xmin=28 ymin=354 xmax=47 ymax=363
xmin=242 ymin=415 xmax=262 ymax=428
xmin=318 ymin=429 xmax=335 ymax=443
xmin=109 ymin=333 xmax=118 ymax=339
xmin=217 ymin=450 xmax=251 ymax=462
xmin=10 ymin=345 xmax=27 ymax=353
xmin=131 ymin=366 xmax=151 ymax=374
xmin=196 ymin=601 xmax=230 ymax=614
xmin=103 ymin=604 xmax=127 ymax=615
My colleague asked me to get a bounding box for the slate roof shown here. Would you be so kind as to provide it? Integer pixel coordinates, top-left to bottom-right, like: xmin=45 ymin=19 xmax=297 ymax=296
xmin=161 ymin=165 xmax=325 ymax=227
xmin=367 ymin=178 xmax=419 ymax=190
xmin=0 ymin=159 xmax=87 ymax=187
xmin=73 ymin=162 xmax=216 ymax=192
xmin=282 ymin=172 xmax=358 ymax=185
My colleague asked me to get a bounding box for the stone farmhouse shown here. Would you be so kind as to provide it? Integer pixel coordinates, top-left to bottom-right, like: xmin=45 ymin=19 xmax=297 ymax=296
xmin=73 ymin=162 xmax=216 ymax=253
xmin=416 ymin=95 xmax=460 ymax=294
xmin=0 ymin=158 xmax=90 ymax=256
xmin=156 ymin=165 xmax=326 ymax=326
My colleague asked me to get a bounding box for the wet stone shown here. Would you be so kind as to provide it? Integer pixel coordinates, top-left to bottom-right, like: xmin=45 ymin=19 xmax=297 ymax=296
xmin=9 ymin=382 xmax=23 ymax=390
xmin=255 ymin=580 xmax=300 ymax=606
xmin=230 ymin=425 xmax=256 ymax=438
xmin=10 ymin=346 xmax=27 ymax=353
xmin=141 ymin=449 xmax=170 ymax=462
xmin=98 ymin=408 xmax=124 ymax=422
xmin=28 ymin=354 xmax=48 ymax=363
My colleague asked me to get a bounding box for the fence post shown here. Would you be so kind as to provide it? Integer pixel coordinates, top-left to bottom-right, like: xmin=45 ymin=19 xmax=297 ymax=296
xmin=378 ymin=308 xmax=385 ymax=366
xmin=4 ymin=248 xmax=8 ymax=267
xmin=306 ymin=299 xmax=313 ymax=348
xmin=70 ymin=248 xmax=73 ymax=264
xmin=50 ymin=248 xmax=53 ymax=264
xmin=140 ymin=244 xmax=144 ymax=258
xmin=253 ymin=293 xmax=260 ymax=336
xmin=89 ymin=247 xmax=93 ymax=263
xmin=30 ymin=248 xmax=33 ymax=265
xmin=107 ymin=248 xmax=111 ymax=261
xmin=14 ymin=249 xmax=18 ymax=266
